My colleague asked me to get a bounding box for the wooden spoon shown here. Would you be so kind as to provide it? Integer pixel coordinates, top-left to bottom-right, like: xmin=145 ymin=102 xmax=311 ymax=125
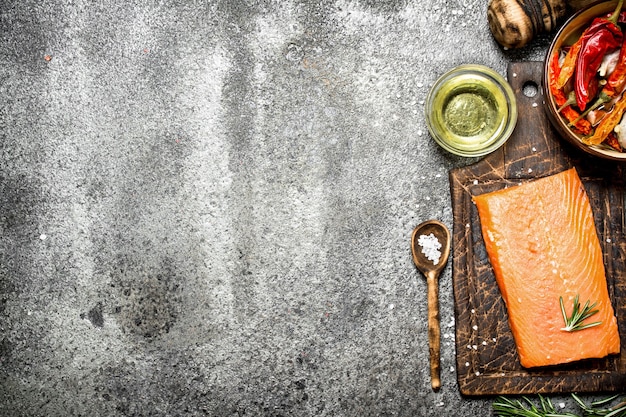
xmin=410 ymin=220 xmax=451 ymax=391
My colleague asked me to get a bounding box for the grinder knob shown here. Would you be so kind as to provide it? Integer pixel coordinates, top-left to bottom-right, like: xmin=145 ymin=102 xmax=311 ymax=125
xmin=487 ymin=0 xmax=568 ymax=49
xmin=487 ymin=0 xmax=597 ymax=49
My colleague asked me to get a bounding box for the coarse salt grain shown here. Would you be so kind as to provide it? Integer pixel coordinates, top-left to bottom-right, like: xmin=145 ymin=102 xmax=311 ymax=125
xmin=418 ymin=233 xmax=442 ymax=265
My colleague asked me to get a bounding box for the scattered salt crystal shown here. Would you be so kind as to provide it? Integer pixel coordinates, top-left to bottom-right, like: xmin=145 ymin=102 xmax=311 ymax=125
xmin=532 ymin=147 xmax=537 ymax=152
xmin=465 ymin=223 xmax=470 ymax=228
xmin=482 ymin=341 xmax=487 ymax=346
xmin=559 ymin=403 xmax=566 ymax=409
xmin=473 ymin=179 xmax=478 ymax=185
xmin=471 ymin=309 xmax=475 ymax=314
xmin=528 ymin=168 xmax=533 ymax=173
xmin=472 ymin=345 xmax=478 ymax=350
xmin=418 ymin=233 xmax=442 ymax=265
xmin=438 ymin=402 xmax=445 ymax=407
xmin=450 ymin=366 xmax=455 ymax=372
xmin=388 ymin=303 xmax=395 ymax=310
xmin=492 ymin=338 xmax=497 ymax=342
xmin=465 ymin=362 xmax=470 ymax=367
xmin=472 ymin=325 xmax=478 ymax=331
xmin=607 ymin=238 xmax=612 ymax=243
xmin=532 ymin=102 xmax=538 ymax=108
xmin=40 ymin=234 xmax=47 ymax=240
xmin=512 ymin=72 xmax=516 ymax=77
xmin=475 ymin=371 xmax=481 ymax=376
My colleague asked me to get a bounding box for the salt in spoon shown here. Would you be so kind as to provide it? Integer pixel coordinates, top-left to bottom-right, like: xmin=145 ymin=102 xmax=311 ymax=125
xmin=410 ymin=220 xmax=451 ymax=391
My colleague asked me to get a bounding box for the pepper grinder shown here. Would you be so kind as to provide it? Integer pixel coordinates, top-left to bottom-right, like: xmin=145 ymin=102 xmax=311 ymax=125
xmin=487 ymin=0 xmax=596 ymax=49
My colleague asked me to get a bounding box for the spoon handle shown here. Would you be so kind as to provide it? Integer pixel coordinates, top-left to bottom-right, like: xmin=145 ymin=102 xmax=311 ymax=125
xmin=427 ymin=271 xmax=441 ymax=391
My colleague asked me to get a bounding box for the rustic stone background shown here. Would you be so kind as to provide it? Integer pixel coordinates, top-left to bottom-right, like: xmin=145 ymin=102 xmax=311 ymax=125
xmin=0 ymin=1 xmax=586 ymax=416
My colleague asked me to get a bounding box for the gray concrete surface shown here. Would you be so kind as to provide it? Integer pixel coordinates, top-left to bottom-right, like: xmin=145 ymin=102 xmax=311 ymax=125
xmin=0 ymin=1 xmax=588 ymax=416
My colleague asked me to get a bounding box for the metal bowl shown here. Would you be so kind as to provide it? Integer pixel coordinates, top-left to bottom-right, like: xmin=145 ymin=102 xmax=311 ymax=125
xmin=543 ymin=0 xmax=626 ymax=161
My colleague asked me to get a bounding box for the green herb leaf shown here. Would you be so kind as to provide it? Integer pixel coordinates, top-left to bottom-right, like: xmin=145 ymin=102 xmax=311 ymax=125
xmin=560 ymin=294 xmax=602 ymax=332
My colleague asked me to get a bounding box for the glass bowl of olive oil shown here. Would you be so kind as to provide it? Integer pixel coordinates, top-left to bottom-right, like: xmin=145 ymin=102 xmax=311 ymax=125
xmin=425 ymin=64 xmax=517 ymax=157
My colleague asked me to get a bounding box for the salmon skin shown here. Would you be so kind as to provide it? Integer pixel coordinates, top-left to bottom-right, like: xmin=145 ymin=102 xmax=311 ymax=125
xmin=473 ymin=168 xmax=620 ymax=368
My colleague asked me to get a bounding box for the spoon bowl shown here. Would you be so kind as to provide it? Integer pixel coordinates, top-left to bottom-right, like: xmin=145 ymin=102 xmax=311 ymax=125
xmin=411 ymin=220 xmax=451 ymax=391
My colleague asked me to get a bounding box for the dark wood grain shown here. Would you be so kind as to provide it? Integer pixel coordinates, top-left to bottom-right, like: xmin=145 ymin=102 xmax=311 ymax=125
xmin=449 ymin=61 xmax=626 ymax=396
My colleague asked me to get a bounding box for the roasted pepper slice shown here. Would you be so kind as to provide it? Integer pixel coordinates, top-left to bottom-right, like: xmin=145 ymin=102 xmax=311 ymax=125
xmin=550 ymin=51 xmax=592 ymax=135
xmin=584 ymin=93 xmax=626 ymax=145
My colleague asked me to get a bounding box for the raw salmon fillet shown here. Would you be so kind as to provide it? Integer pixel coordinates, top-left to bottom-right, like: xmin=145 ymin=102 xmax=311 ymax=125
xmin=473 ymin=168 xmax=620 ymax=368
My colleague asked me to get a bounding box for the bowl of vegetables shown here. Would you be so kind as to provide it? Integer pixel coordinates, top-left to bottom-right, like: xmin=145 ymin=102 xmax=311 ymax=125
xmin=544 ymin=0 xmax=626 ymax=160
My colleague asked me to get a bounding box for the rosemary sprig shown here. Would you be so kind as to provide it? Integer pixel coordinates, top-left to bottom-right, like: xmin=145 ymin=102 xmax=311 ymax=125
xmin=571 ymin=394 xmax=626 ymax=416
xmin=492 ymin=394 xmax=577 ymax=416
xmin=560 ymin=294 xmax=602 ymax=332
xmin=492 ymin=394 xmax=626 ymax=417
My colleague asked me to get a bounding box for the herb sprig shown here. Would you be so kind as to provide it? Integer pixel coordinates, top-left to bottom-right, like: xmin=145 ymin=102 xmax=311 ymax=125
xmin=560 ymin=294 xmax=602 ymax=332
xmin=493 ymin=394 xmax=626 ymax=417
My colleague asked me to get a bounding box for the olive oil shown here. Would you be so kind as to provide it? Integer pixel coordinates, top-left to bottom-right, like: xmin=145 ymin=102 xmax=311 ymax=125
xmin=425 ymin=65 xmax=517 ymax=157
xmin=443 ymin=90 xmax=499 ymax=138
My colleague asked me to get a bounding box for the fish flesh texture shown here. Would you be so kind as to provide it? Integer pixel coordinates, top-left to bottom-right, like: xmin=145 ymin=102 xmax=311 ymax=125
xmin=473 ymin=168 xmax=620 ymax=368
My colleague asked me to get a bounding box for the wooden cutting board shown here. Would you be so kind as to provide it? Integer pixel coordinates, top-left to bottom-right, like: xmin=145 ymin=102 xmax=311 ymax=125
xmin=449 ymin=61 xmax=626 ymax=396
